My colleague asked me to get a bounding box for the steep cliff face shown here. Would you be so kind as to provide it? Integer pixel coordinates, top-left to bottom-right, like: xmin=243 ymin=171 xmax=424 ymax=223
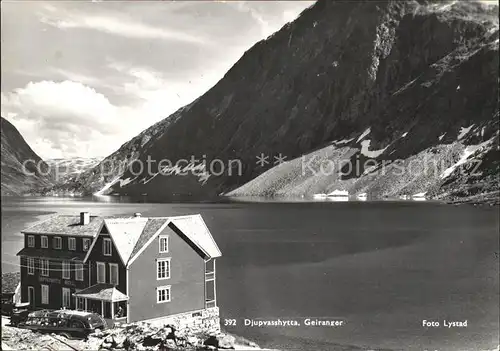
xmin=1 ymin=117 xmax=53 ymax=196
xmin=78 ymin=0 xmax=499 ymax=202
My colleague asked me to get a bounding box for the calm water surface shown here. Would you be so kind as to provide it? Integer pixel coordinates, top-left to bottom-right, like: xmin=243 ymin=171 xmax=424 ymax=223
xmin=1 ymin=197 xmax=499 ymax=351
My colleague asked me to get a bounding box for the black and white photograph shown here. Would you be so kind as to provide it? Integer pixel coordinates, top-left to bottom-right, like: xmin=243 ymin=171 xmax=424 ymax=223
xmin=1 ymin=0 xmax=499 ymax=350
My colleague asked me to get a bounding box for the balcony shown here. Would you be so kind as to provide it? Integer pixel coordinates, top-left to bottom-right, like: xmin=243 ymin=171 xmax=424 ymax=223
xmin=205 ymin=259 xmax=216 ymax=308
xmin=205 ymin=271 xmax=215 ymax=281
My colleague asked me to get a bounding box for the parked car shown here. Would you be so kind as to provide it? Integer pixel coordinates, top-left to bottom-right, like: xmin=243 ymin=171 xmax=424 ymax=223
xmin=9 ymin=302 xmax=32 ymax=325
xmin=1 ymin=299 xmax=15 ymax=316
xmin=14 ymin=309 xmax=107 ymax=339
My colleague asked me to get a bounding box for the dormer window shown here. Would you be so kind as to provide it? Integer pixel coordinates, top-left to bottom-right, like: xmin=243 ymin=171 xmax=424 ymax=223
xmin=103 ymin=238 xmax=112 ymax=256
xmin=68 ymin=237 xmax=76 ymax=251
xmin=159 ymin=236 xmax=169 ymax=253
xmin=27 ymin=235 xmax=35 ymax=248
xmin=53 ymin=237 xmax=62 ymax=250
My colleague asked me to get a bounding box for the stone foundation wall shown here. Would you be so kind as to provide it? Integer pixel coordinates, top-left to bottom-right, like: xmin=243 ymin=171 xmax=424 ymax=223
xmin=144 ymin=307 xmax=220 ymax=336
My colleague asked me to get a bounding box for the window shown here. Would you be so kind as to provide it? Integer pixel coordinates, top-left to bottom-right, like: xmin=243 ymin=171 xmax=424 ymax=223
xmin=83 ymin=238 xmax=91 ymax=251
xmin=62 ymin=288 xmax=71 ymax=308
xmin=157 ymin=286 xmax=171 ymax=303
xmin=40 ymin=259 xmax=49 ymax=277
xmin=62 ymin=261 xmax=71 ymax=279
xmin=156 ymin=258 xmax=171 ymax=280
xmin=97 ymin=262 xmax=106 ymax=283
xmin=68 ymin=238 xmax=76 ymax=251
xmin=109 ymin=263 xmax=119 ymax=286
xmin=76 ymin=297 xmax=85 ymax=310
xmin=53 ymin=237 xmax=62 ymax=249
xmin=41 ymin=285 xmax=49 ymax=305
xmin=27 ymin=235 xmax=35 ymax=248
xmin=103 ymin=238 xmax=112 ymax=256
xmin=70 ymin=320 xmax=85 ymax=328
xmin=75 ymin=263 xmax=84 ymax=281
xmin=27 ymin=258 xmax=35 ymax=275
xmin=41 ymin=236 xmax=48 ymax=248
xmin=159 ymin=236 xmax=169 ymax=253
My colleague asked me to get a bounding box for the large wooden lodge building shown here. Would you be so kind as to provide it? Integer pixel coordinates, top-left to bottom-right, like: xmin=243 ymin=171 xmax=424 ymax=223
xmin=17 ymin=212 xmax=221 ymax=324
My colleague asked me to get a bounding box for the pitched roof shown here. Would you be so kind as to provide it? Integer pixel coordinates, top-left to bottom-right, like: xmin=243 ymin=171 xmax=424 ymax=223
xmin=17 ymin=247 xmax=87 ymax=261
xmin=93 ymin=214 xmax=221 ymax=266
xmin=2 ymin=272 xmax=21 ymax=294
xmin=168 ymin=215 xmax=222 ymax=259
xmin=22 ymin=215 xmax=103 ymax=236
xmin=129 ymin=218 xmax=169 ymax=259
xmin=74 ymin=284 xmax=128 ymax=301
xmin=103 ymin=218 xmax=149 ymax=264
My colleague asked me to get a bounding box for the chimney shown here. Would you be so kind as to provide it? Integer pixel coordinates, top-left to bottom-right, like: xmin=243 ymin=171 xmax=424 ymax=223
xmin=80 ymin=212 xmax=90 ymax=225
xmin=134 ymin=212 xmax=142 ymax=218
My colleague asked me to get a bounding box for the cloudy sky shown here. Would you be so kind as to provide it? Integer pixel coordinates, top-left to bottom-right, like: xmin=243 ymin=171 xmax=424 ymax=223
xmin=1 ymin=1 xmax=314 ymax=159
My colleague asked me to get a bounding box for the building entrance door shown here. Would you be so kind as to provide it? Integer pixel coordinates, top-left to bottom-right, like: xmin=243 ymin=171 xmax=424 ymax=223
xmin=28 ymin=286 xmax=35 ymax=306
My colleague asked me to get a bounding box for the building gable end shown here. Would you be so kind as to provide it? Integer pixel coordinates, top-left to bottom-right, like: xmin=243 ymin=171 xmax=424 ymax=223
xmin=82 ymin=222 xmax=123 ymax=264
xmin=127 ymin=217 xmax=213 ymax=267
xmin=167 ymin=222 xmax=209 ymax=259
xmin=126 ymin=220 xmax=172 ymax=267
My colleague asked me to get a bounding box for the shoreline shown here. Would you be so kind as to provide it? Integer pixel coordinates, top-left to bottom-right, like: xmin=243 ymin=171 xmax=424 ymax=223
xmin=3 ymin=193 xmax=499 ymax=206
xmin=1 ymin=316 xmax=275 ymax=351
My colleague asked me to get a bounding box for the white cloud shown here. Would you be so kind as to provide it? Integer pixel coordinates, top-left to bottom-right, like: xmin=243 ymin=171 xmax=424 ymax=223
xmin=107 ymin=61 xmax=225 ymax=121
xmin=38 ymin=8 xmax=207 ymax=44
xmin=5 ymin=81 xmax=116 ymax=121
xmin=2 ymin=1 xmax=314 ymax=160
xmin=1 ymin=81 xmax=123 ymax=158
xmin=0 ymin=67 xmax=224 ymax=159
xmin=50 ymin=68 xmax=101 ymax=86
xmin=283 ymin=8 xmax=306 ymax=24
xmin=231 ymin=2 xmax=277 ymax=38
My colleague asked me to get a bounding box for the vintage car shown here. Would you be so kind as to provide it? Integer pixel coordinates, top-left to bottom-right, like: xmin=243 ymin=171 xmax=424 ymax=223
xmin=9 ymin=302 xmax=32 ymax=325
xmin=1 ymin=298 xmax=16 ymax=316
xmin=14 ymin=309 xmax=107 ymax=339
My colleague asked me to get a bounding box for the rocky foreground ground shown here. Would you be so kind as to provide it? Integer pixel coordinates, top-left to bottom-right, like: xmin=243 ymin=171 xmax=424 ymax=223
xmin=1 ymin=317 xmax=266 ymax=351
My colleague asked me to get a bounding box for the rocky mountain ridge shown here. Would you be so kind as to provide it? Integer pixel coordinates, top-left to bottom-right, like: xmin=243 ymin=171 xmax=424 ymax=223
xmin=20 ymin=0 xmax=500 ymax=203
xmin=101 ymin=0 xmax=498 ymax=203
xmin=1 ymin=117 xmax=53 ymax=196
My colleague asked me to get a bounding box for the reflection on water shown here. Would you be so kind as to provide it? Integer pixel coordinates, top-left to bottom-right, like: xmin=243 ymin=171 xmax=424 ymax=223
xmin=327 ymin=196 xmax=349 ymax=202
xmin=1 ymin=196 xmax=498 ymax=351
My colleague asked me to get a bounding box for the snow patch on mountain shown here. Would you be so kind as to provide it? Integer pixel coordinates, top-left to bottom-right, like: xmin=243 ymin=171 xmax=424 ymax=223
xmin=334 ymin=137 xmax=355 ymax=145
xmin=360 ymin=140 xmax=389 ymax=158
xmin=94 ymin=175 xmax=137 ymax=195
xmin=440 ymin=138 xmax=494 ymax=179
xmin=137 ymin=161 xmax=211 ymax=186
xmin=357 ymin=128 xmax=371 ymax=143
xmin=457 ymin=125 xmax=475 ymax=140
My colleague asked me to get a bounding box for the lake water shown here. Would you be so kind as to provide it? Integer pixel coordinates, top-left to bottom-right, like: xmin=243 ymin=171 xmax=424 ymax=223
xmin=1 ymin=197 xmax=499 ymax=351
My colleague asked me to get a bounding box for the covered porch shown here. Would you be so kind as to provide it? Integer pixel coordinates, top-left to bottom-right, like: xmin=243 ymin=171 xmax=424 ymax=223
xmin=74 ymin=284 xmax=129 ymax=327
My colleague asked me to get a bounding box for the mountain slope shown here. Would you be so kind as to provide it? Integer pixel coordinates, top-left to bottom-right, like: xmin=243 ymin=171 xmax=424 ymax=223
xmin=59 ymin=0 xmax=499 ymax=203
xmin=228 ymin=9 xmax=500 ymax=203
xmin=35 ymin=103 xmax=191 ymax=196
xmin=45 ymin=157 xmax=102 ymax=184
xmin=1 ymin=117 xmax=53 ymax=196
